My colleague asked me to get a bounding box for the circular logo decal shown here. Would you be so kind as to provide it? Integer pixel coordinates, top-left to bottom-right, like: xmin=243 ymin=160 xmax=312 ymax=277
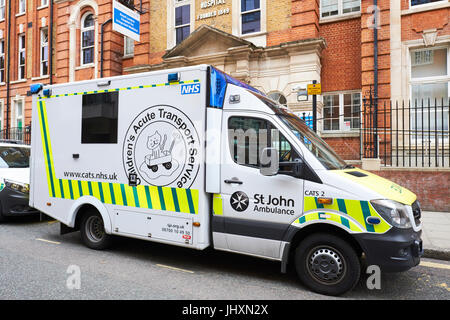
xmin=123 ymin=105 xmax=201 ymax=189
xmin=230 ymin=191 xmax=249 ymax=212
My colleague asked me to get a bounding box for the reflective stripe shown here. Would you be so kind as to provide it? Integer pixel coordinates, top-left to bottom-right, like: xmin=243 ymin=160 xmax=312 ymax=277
xmin=302 ymin=196 xmax=391 ymax=233
xmin=46 ymin=79 xmax=200 ymax=99
xmin=36 ymin=97 xmax=199 ymax=215
xmin=213 ymin=193 xmax=223 ymax=215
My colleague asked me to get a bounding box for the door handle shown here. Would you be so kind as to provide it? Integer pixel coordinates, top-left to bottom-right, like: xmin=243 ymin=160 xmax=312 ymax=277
xmin=224 ymin=179 xmax=243 ymax=185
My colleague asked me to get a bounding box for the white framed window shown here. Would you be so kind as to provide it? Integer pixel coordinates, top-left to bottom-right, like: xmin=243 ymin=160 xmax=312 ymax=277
xmin=80 ymin=13 xmax=95 ymax=65
xmin=410 ymin=0 xmax=446 ymax=7
xmin=40 ymin=28 xmax=49 ymax=76
xmin=12 ymin=97 xmax=24 ymax=129
xmin=320 ymin=0 xmax=360 ymax=19
xmin=0 ymin=40 xmax=4 ymax=83
xmin=410 ymin=46 xmax=449 ymax=133
xmin=0 ymin=0 xmax=5 ymax=20
xmin=124 ymin=36 xmax=134 ymax=57
xmin=323 ymin=92 xmax=361 ymax=131
xmin=18 ymin=0 xmax=26 ymax=14
xmin=40 ymin=0 xmax=49 ymax=7
xmin=241 ymin=0 xmax=261 ymax=35
xmin=175 ymin=2 xmax=190 ymax=45
xmin=18 ymin=34 xmax=25 ymax=80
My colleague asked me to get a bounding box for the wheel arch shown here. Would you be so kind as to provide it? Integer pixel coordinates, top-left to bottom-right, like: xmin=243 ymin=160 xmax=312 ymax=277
xmin=283 ymin=222 xmax=364 ymax=272
xmin=68 ymin=196 xmax=112 ymax=234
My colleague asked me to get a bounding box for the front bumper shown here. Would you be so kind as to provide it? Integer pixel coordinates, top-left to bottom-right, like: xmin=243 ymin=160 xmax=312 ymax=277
xmin=354 ymin=227 xmax=423 ymax=272
xmin=0 ymin=187 xmax=39 ymax=216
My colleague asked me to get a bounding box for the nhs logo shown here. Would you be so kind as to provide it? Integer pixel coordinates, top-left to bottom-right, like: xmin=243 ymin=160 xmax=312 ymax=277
xmin=181 ymin=83 xmax=201 ymax=95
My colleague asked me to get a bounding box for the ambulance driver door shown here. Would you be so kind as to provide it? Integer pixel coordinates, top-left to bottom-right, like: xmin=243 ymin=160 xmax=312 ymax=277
xmin=218 ymin=112 xmax=304 ymax=259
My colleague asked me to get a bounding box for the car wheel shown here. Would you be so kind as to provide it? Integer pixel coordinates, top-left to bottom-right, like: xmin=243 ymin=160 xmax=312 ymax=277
xmin=294 ymin=233 xmax=361 ymax=296
xmin=80 ymin=210 xmax=113 ymax=250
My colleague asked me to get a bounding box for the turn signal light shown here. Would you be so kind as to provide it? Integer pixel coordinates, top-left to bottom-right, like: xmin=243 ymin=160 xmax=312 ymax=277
xmin=317 ymin=197 xmax=333 ymax=205
xmin=193 ymin=222 xmax=200 ymax=227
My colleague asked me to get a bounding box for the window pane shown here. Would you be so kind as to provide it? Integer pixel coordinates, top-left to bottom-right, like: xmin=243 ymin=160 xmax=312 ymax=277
xmin=82 ymin=30 xmax=95 ymax=47
xmin=83 ymin=14 xmax=94 ymax=28
xmin=343 ymin=0 xmax=360 ymax=13
xmin=175 ymin=5 xmax=190 ymax=26
xmin=176 ymin=25 xmax=190 ymax=44
xmin=41 ymin=61 xmax=48 ymax=76
xmin=83 ymin=47 xmax=94 ymax=64
xmin=82 ymin=92 xmax=119 ymax=144
xmin=412 ymin=82 xmax=448 ymax=104
xmin=242 ymin=11 xmax=260 ymax=34
xmin=411 ymin=48 xmax=447 ymax=78
xmin=241 ymin=0 xmax=260 ymax=12
xmin=228 ymin=117 xmax=269 ymax=167
xmin=411 ymin=0 xmax=444 ymax=6
xmin=321 ymin=0 xmax=338 ymax=17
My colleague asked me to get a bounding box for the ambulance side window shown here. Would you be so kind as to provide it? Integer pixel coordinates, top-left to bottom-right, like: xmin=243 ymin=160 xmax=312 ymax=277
xmin=228 ymin=116 xmax=299 ymax=170
xmin=81 ymin=91 xmax=118 ymax=144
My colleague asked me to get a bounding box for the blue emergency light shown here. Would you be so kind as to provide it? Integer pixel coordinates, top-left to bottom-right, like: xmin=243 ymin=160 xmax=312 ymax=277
xmin=29 ymin=83 xmax=43 ymax=94
xmin=168 ymin=72 xmax=180 ymax=83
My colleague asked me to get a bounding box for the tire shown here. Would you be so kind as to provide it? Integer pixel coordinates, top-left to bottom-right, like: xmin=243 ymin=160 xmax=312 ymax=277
xmin=80 ymin=210 xmax=113 ymax=250
xmin=294 ymin=233 xmax=361 ymax=296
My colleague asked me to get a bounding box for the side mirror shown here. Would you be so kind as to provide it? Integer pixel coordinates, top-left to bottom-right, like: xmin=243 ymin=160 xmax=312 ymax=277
xmin=260 ymin=147 xmax=279 ymax=176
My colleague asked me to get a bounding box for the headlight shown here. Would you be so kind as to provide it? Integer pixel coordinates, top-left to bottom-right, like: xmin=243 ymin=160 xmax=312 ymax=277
xmin=370 ymin=199 xmax=412 ymax=229
xmin=4 ymin=179 xmax=29 ymax=194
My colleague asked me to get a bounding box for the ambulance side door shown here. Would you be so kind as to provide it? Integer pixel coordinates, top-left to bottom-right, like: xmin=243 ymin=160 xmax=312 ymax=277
xmin=217 ymin=111 xmax=304 ymax=260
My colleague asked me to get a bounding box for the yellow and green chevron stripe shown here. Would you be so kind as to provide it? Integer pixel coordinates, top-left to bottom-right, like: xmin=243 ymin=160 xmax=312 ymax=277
xmin=36 ymin=84 xmax=199 ymax=215
xmin=297 ymin=196 xmax=391 ymax=234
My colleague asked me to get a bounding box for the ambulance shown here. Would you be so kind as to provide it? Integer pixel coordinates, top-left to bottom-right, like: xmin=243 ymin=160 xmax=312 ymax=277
xmin=29 ymin=65 xmax=423 ymax=295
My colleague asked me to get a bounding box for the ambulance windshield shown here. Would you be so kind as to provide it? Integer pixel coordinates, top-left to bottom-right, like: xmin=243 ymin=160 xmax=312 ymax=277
xmin=0 ymin=146 xmax=30 ymax=168
xmin=277 ymin=112 xmax=347 ymax=170
xmin=251 ymin=91 xmax=347 ymax=170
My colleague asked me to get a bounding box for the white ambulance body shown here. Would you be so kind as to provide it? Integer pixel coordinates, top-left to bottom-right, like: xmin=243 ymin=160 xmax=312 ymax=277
xmin=30 ymin=65 xmax=423 ymax=295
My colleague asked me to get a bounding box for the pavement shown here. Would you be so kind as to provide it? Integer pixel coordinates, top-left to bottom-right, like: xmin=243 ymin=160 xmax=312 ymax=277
xmin=421 ymin=211 xmax=450 ymax=261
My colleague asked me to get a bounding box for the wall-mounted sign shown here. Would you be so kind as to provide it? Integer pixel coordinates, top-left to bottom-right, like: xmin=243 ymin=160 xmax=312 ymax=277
xmin=197 ymin=0 xmax=230 ymax=21
xmin=113 ymin=0 xmax=140 ymax=42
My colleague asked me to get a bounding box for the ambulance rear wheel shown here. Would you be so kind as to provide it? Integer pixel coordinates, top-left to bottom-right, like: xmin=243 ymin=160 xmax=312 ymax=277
xmin=294 ymin=233 xmax=360 ymax=296
xmin=80 ymin=210 xmax=113 ymax=250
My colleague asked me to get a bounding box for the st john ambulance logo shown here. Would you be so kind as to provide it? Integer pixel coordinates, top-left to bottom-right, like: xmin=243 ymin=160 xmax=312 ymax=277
xmin=230 ymin=191 xmax=249 ymax=212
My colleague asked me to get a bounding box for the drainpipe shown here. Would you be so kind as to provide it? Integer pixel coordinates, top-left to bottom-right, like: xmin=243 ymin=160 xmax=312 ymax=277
xmin=49 ymin=0 xmax=53 ymax=84
xmin=373 ymin=0 xmax=379 ymax=158
xmin=5 ymin=0 xmax=11 ymax=137
xmin=100 ymin=18 xmax=112 ymax=78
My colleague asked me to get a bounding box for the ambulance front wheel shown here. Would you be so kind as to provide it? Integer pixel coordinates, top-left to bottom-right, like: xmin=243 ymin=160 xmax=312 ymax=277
xmin=294 ymin=233 xmax=361 ymax=296
xmin=80 ymin=210 xmax=113 ymax=250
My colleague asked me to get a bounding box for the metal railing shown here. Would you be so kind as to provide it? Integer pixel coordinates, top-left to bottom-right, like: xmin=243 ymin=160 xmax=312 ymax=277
xmin=362 ymin=98 xmax=449 ymax=168
xmin=0 ymin=126 xmax=31 ymax=145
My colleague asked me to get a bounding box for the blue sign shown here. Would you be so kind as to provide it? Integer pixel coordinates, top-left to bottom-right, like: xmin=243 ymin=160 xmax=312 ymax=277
xmin=181 ymin=83 xmax=201 ymax=95
xmin=113 ymin=1 xmax=140 ymax=42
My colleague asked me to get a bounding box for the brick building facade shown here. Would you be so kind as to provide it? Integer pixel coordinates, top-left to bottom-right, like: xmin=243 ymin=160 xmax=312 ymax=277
xmin=0 ymin=0 xmax=448 ymax=209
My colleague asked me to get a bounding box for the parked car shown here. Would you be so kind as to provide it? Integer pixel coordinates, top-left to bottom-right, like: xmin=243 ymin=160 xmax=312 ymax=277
xmin=0 ymin=141 xmax=38 ymax=222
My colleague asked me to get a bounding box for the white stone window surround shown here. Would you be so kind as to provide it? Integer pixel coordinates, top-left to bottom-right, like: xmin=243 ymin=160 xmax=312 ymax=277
xmin=232 ymin=0 xmax=266 ymax=47
xmin=68 ymin=0 xmax=99 ymax=82
xmin=167 ymin=0 xmax=194 ymax=49
xmin=11 ymin=95 xmax=25 ymax=129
